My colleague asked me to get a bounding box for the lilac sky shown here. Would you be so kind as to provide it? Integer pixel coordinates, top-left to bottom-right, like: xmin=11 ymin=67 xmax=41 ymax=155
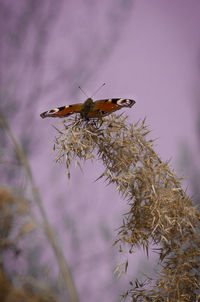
xmin=3 ymin=1 xmax=200 ymax=301
xmin=96 ymin=1 xmax=200 ymax=163
xmin=39 ymin=0 xmax=200 ymax=166
xmin=36 ymin=1 xmax=200 ymax=300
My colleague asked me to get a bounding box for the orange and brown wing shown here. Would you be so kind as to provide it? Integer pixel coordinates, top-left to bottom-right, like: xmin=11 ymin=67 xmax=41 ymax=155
xmin=86 ymin=98 xmax=135 ymax=118
xmin=40 ymin=103 xmax=83 ymax=118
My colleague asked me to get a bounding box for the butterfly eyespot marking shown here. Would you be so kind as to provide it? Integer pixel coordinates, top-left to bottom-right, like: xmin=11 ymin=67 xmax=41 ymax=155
xmin=58 ymin=106 xmax=66 ymax=111
xmin=49 ymin=108 xmax=59 ymax=113
xmin=116 ymin=99 xmax=133 ymax=106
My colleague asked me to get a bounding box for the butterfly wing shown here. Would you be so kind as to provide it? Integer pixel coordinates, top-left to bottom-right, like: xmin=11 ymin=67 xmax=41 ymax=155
xmin=86 ymin=98 xmax=135 ymax=118
xmin=40 ymin=98 xmax=136 ymax=119
xmin=40 ymin=103 xmax=83 ymax=118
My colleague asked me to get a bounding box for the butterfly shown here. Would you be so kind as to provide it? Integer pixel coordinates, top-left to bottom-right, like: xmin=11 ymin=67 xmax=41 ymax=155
xmin=40 ymin=97 xmax=136 ymax=120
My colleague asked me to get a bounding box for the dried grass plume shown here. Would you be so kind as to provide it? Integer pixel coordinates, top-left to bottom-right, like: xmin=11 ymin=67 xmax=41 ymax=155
xmin=55 ymin=114 xmax=200 ymax=302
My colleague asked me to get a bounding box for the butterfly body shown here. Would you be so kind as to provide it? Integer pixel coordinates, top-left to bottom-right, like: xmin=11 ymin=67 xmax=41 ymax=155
xmin=40 ymin=98 xmax=135 ymax=119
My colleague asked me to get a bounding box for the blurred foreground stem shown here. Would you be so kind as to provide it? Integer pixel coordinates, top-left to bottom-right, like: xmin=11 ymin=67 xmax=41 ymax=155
xmin=0 ymin=113 xmax=79 ymax=302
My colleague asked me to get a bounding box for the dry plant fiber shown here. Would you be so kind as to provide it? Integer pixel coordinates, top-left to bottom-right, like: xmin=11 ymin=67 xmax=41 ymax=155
xmin=55 ymin=114 xmax=200 ymax=302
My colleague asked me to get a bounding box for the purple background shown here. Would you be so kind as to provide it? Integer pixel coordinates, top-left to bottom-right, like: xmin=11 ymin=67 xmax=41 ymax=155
xmin=1 ymin=1 xmax=200 ymax=301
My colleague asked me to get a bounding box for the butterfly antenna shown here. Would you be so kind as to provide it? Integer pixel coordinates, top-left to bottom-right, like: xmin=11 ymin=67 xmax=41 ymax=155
xmin=91 ymin=83 xmax=106 ymax=98
xmin=77 ymin=84 xmax=89 ymax=98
